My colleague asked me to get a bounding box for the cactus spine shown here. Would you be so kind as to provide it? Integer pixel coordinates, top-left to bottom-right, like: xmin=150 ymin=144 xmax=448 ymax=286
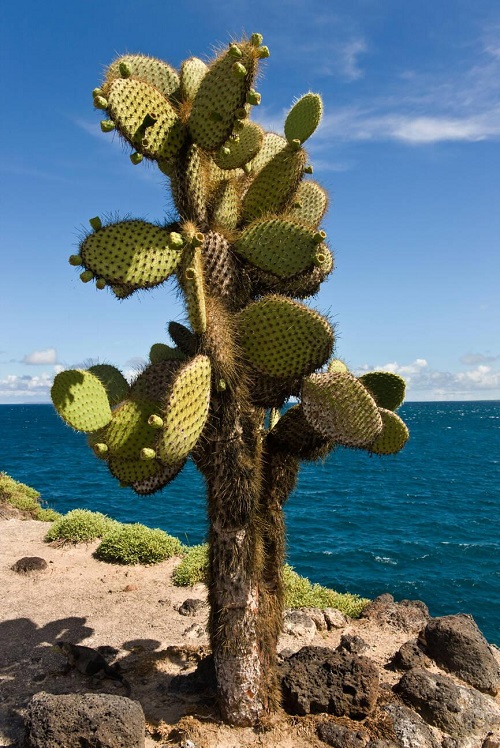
xmin=52 ymin=35 xmax=409 ymax=726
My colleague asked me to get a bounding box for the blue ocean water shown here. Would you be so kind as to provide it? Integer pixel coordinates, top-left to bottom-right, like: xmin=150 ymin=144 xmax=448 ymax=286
xmin=1 ymin=402 xmax=499 ymax=644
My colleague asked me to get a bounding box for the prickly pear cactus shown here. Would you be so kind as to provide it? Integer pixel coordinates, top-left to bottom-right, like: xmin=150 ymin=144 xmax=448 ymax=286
xmin=52 ymin=35 xmax=408 ymax=727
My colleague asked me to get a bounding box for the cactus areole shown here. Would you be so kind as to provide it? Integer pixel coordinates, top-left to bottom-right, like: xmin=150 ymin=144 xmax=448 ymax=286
xmin=52 ymin=37 xmax=409 ymax=726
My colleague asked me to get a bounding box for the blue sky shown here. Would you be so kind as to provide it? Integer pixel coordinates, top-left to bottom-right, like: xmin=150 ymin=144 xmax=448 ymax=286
xmin=1 ymin=0 xmax=499 ymax=402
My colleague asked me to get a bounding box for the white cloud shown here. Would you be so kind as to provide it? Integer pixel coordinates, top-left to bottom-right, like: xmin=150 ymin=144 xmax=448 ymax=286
xmin=460 ymin=352 xmax=499 ymax=366
xmin=356 ymin=359 xmax=500 ymax=400
xmin=0 ymin=373 xmax=54 ymax=401
xmin=22 ymin=348 xmax=58 ymax=365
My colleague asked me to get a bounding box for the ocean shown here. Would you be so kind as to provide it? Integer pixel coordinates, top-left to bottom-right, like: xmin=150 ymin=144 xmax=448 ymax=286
xmin=1 ymin=401 xmax=499 ymax=644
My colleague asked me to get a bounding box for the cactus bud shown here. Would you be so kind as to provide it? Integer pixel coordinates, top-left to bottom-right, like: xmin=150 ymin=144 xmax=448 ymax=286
xmin=313 ymin=252 xmax=327 ymax=267
xmin=217 ymin=379 xmax=227 ymax=392
xmin=169 ymin=232 xmax=184 ymax=248
xmin=92 ymin=87 xmax=103 ymax=99
xmin=246 ymin=90 xmax=261 ymax=106
xmin=257 ymin=46 xmax=270 ymax=59
xmin=95 ymin=278 xmax=106 ymax=290
xmin=130 ymin=152 xmax=143 ymax=165
xmin=69 ymin=254 xmax=83 ymax=266
xmin=304 ymin=164 xmax=313 ymax=174
xmin=93 ymin=443 xmax=108 ymax=457
xmin=93 ymin=96 xmax=108 ymax=110
xmin=233 ymin=119 xmax=245 ymax=132
xmin=89 ymin=216 xmax=102 ymax=231
xmin=185 ymin=267 xmax=197 ymax=280
xmin=289 ymin=138 xmax=301 ymax=151
xmin=243 ymin=163 xmax=252 ymax=175
xmin=192 ymin=232 xmax=205 ymax=247
xmin=80 ymin=270 xmax=94 ymax=283
xmin=228 ymin=44 xmax=243 ymax=59
xmin=232 ymin=62 xmax=247 ymax=78
xmin=119 ymin=61 xmax=132 ymax=78
xmin=221 ymin=146 xmax=231 ymax=156
xmin=148 ymin=414 xmax=164 ymax=428
xmin=235 ymin=107 xmax=248 ymax=119
xmin=140 ymin=447 xmax=157 ymax=461
xmin=100 ymin=119 xmax=115 ymax=132
xmin=313 ymin=230 xmax=327 ymax=244
xmin=251 ymin=33 xmax=264 ymax=47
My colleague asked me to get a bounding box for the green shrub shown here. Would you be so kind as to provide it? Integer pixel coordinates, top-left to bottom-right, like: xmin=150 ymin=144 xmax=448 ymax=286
xmin=283 ymin=564 xmax=369 ymax=618
xmin=45 ymin=509 xmax=119 ymax=542
xmin=0 ymin=472 xmax=60 ymax=521
xmin=172 ymin=544 xmax=209 ymax=586
xmin=94 ymin=523 xmax=183 ymax=565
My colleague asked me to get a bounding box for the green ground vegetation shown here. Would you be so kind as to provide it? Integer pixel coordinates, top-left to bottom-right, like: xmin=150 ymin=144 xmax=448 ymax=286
xmin=0 ymin=472 xmax=61 ymax=521
xmin=2 ymin=471 xmax=368 ymax=615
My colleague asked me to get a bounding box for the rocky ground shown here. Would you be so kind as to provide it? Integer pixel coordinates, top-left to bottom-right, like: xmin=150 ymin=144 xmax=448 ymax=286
xmin=1 ymin=511 xmax=499 ymax=748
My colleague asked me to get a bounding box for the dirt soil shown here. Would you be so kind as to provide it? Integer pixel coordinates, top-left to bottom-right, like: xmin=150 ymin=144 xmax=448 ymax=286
xmin=1 ymin=514 xmax=499 ymax=748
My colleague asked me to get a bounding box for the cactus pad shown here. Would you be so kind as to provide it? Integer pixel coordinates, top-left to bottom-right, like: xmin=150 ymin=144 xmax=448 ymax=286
xmin=168 ymin=321 xmax=199 ymax=357
xmin=149 ymin=343 xmax=186 ymax=364
xmin=107 ymin=78 xmax=185 ymax=161
xmin=241 ymin=145 xmax=306 ymax=222
xmin=88 ymin=364 xmax=130 ymax=406
xmin=132 ymin=459 xmax=187 ymax=495
xmin=235 ymin=217 xmax=328 ymax=278
xmin=369 ymin=408 xmax=409 ymax=455
xmin=80 ymin=220 xmax=183 ymax=290
xmin=288 ymin=181 xmax=328 ymax=228
xmin=131 ymin=360 xmax=181 ymax=403
xmin=358 ymin=371 xmax=406 ymax=411
xmin=157 ymin=355 xmax=211 ymax=464
xmin=106 ymin=399 xmax=161 ymax=459
xmin=108 ymin=455 xmax=163 ymax=485
xmin=328 ymin=359 xmax=349 ymax=374
xmin=51 ymin=370 xmax=112 ymax=433
xmin=188 ymin=43 xmax=258 ymax=150
xmin=104 ymin=54 xmax=180 ymax=100
xmin=284 ymin=93 xmax=323 ymax=144
xmin=213 ymin=122 xmax=264 ymax=170
xmin=267 ymin=403 xmax=332 ymax=460
xmin=302 ymin=371 xmax=383 ymax=448
xmin=180 ymin=57 xmax=208 ymax=102
xmin=238 ymin=296 xmax=333 ymax=379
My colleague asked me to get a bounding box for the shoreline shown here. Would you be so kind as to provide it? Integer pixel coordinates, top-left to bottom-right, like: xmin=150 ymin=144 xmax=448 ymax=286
xmin=2 ymin=512 xmax=500 ymax=747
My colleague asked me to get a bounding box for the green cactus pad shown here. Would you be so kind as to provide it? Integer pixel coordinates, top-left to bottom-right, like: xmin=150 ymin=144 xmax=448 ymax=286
xmin=302 ymin=371 xmax=383 ymax=448
xmin=241 ymin=145 xmax=306 ymax=222
xmin=211 ymin=179 xmax=240 ymax=231
xmin=247 ymin=248 xmax=333 ymax=299
xmin=168 ymin=321 xmax=199 ymax=357
xmin=108 ymin=455 xmax=162 ymax=485
xmin=149 ymin=343 xmax=186 ymax=364
xmin=87 ymin=364 xmax=130 ymax=406
xmin=180 ymin=57 xmax=208 ymax=102
xmin=188 ymin=43 xmax=258 ymax=150
xmin=131 ymin=360 xmax=182 ymax=403
xmin=235 ymin=217 xmax=327 ymax=278
xmin=248 ymin=132 xmax=287 ymax=176
xmin=104 ymin=54 xmax=180 ymax=100
xmin=170 ymin=145 xmax=208 ymax=225
xmin=238 ymin=296 xmax=333 ymax=380
xmin=284 ymin=93 xmax=323 ymax=145
xmin=51 ymin=370 xmax=112 ymax=433
xmin=132 ymin=459 xmax=186 ymax=495
xmin=80 ymin=220 xmax=183 ymax=290
xmin=106 ymin=399 xmax=161 ymax=459
xmin=358 ymin=371 xmax=406 ymax=411
xmin=157 ymin=355 xmax=211 ymax=464
xmin=267 ymin=404 xmax=332 ymax=461
xmin=287 ymin=181 xmax=328 ymax=228
xmin=369 ymin=408 xmax=409 ymax=455
xmin=213 ymin=122 xmax=264 ymax=170
xmin=107 ymin=78 xmax=185 ymax=161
